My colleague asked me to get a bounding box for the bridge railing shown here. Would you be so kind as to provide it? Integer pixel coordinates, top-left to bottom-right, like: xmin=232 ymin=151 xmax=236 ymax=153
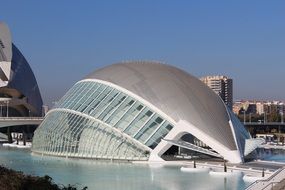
xmin=0 ymin=117 xmax=44 ymax=120
xmin=244 ymin=122 xmax=285 ymax=125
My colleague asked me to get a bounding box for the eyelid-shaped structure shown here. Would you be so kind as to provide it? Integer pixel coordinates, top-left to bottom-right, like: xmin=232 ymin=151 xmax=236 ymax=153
xmin=32 ymin=61 xmax=257 ymax=163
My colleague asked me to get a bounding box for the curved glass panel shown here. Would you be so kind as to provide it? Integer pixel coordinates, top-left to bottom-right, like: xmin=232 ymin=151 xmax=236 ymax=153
xmin=32 ymin=110 xmax=149 ymax=160
xmin=54 ymin=81 xmax=174 ymax=149
xmin=33 ymin=80 xmax=173 ymax=160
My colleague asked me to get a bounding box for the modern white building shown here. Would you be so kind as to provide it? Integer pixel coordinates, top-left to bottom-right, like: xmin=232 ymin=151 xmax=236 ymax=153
xmin=0 ymin=22 xmax=43 ymax=117
xmin=32 ymin=62 xmax=260 ymax=163
xmin=200 ymin=75 xmax=233 ymax=110
xmin=0 ymin=22 xmax=43 ymax=142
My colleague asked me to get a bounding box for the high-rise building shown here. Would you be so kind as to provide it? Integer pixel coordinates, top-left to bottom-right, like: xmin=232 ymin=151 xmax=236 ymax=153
xmin=200 ymin=76 xmax=233 ymax=110
xmin=256 ymin=102 xmax=265 ymax=115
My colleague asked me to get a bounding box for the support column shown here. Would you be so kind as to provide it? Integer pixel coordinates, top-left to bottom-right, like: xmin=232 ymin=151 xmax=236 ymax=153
xmin=7 ymin=126 xmax=12 ymax=143
xmin=22 ymin=130 xmax=26 ymax=146
xmin=16 ymin=133 xmax=19 ymax=145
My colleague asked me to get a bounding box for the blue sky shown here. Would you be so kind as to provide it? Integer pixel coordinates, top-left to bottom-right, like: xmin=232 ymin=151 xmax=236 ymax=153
xmin=1 ymin=1 xmax=285 ymax=106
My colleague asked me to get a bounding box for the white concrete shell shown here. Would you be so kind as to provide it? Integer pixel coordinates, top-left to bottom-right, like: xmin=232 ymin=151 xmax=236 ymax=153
xmin=0 ymin=22 xmax=12 ymax=62
xmin=0 ymin=22 xmax=12 ymax=85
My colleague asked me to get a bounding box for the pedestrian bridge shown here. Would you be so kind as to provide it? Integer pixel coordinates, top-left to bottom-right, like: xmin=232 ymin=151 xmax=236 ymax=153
xmin=244 ymin=122 xmax=285 ymax=134
xmin=244 ymin=122 xmax=285 ymax=126
xmin=0 ymin=117 xmax=44 ymax=128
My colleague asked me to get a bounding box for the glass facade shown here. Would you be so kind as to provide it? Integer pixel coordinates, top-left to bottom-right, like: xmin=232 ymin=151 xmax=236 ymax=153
xmin=32 ymin=80 xmax=173 ymax=160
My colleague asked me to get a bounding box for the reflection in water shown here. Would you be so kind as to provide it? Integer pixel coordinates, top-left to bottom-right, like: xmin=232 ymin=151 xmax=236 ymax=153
xmin=0 ymin=147 xmax=251 ymax=190
xmin=256 ymin=148 xmax=285 ymax=162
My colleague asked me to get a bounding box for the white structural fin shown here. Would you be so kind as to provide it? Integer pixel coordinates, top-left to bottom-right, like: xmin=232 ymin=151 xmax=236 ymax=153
xmin=163 ymin=139 xmax=223 ymax=158
xmin=244 ymin=138 xmax=265 ymax=156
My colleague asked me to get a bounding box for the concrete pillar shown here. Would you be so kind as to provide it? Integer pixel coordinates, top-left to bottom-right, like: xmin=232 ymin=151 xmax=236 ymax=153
xmin=22 ymin=131 xmax=26 ymax=146
xmin=16 ymin=133 xmax=19 ymax=145
xmin=7 ymin=126 xmax=12 ymax=143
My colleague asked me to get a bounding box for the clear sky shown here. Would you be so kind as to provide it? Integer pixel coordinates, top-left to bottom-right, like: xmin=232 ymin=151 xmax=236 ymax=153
xmin=1 ymin=1 xmax=285 ymax=106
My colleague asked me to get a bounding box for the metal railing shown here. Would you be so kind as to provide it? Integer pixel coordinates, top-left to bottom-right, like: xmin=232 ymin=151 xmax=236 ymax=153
xmin=246 ymin=167 xmax=285 ymax=190
xmin=0 ymin=117 xmax=44 ymax=120
xmin=244 ymin=122 xmax=285 ymax=125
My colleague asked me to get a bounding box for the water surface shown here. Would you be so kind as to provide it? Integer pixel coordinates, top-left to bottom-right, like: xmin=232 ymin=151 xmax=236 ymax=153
xmin=3 ymin=147 xmax=282 ymax=190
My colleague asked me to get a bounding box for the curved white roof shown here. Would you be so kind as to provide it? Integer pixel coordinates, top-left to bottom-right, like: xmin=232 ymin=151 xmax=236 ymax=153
xmin=85 ymin=61 xmax=237 ymax=151
xmin=0 ymin=22 xmax=12 ymax=62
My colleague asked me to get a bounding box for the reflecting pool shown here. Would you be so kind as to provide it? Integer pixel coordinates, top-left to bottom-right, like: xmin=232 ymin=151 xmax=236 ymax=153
xmin=2 ymin=146 xmax=281 ymax=190
xmin=256 ymin=148 xmax=285 ymax=162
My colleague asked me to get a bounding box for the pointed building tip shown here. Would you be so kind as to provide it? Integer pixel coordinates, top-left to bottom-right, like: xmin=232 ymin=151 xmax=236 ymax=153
xmin=0 ymin=22 xmax=10 ymax=33
xmin=0 ymin=21 xmax=12 ymax=61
